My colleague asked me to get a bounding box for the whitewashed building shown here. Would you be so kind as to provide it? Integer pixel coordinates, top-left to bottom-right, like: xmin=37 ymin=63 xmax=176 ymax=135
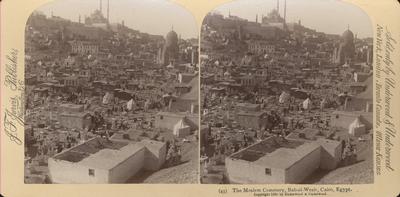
xmin=48 ymin=137 xmax=166 ymax=183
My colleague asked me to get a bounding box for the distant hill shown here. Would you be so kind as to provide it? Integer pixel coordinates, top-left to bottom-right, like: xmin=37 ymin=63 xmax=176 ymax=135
xmin=26 ymin=12 xmax=164 ymax=42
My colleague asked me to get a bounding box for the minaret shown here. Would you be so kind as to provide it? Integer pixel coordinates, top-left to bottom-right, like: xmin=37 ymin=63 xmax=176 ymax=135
xmin=277 ymin=0 xmax=279 ymax=12
xmin=107 ymin=0 xmax=110 ymax=24
xmin=284 ymin=0 xmax=287 ymax=23
xmin=256 ymin=14 xmax=258 ymax=23
xmin=100 ymin=0 xmax=102 ymax=12
xmin=79 ymin=15 xmax=81 ymax=23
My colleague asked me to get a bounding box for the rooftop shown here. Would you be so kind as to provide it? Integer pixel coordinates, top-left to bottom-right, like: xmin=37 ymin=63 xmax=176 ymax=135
xmin=229 ymin=136 xmax=324 ymax=169
xmin=54 ymin=137 xmax=128 ymax=163
xmin=59 ymin=103 xmax=84 ymax=109
xmin=355 ymin=75 xmax=372 ymax=100
xmin=157 ymin=111 xmax=199 ymax=117
xmin=78 ymin=143 xmax=144 ymax=170
xmin=286 ymin=128 xmax=324 ymax=141
xmin=179 ymin=75 xmax=199 ymax=101
xmin=236 ymin=111 xmax=265 ymax=117
xmin=52 ymin=137 xmax=165 ymax=170
xmin=236 ymin=103 xmax=260 ymax=108
xmin=230 ymin=137 xmax=304 ymax=162
xmin=59 ymin=112 xmax=90 ymax=118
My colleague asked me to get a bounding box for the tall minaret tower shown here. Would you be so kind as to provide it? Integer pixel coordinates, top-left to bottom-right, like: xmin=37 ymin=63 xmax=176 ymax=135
xmin=284 ymin=0 xmax=287 ymax=23
xmin=283 ymin=0 xmax=286 ymax=28
xmin=107 ymin=0 xmax=110 ymax=24
xmin=277 ymin=0 xmax=279 ymax=12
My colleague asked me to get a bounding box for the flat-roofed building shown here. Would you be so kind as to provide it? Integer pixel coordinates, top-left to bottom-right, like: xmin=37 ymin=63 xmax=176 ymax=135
xmin=59 ymin=104 xmax=84 ymax=113
xmin=48 ymin=137 xmax=166 ymax=183
xmin=235 ymin=111 xmax=267 ymax=130
xmin=58 ymin=112 xmax=92 ymax=130
xmin=237 ymin=75 xmax=264 ymax=87
xmin=353 ymin=72 xmax=370 ymax=82
xmin=169 ymin=75 xmax=199 ymax=113
xmin=178 ymin=73 xmax=197 ymax=84
xmin=236 ymin=103 xmax=261 ymax=112
xmin=331 ymin=111 xmax=372 ymax=131
xmin=247 ymin=40 xmax=276 ymax=54
xmin=225 ymin=136 xmax=342 ymax=184
xmin=154 ymin=111 xmax=199 ymax=133
xmin=69 ymin=40 xmax=99 ymax=55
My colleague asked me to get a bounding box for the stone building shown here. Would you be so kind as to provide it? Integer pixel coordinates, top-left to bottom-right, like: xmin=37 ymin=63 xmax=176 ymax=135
xmin=247 ymin=40 xmax=276 ymax=54
xmin=48 ymin=137 xmax=166 ymax=183
xmin=69 ymin=41 xmax=99 ymax=55
xmin=225 ymin=136 xmax=342 ymax=184
xmin=154 ymin=112 xmax=199 ymax=133
xmin=58 ymin=112 xmax=92 ymax=130
xmin=235 ymin=111 xmax=267 ymax=130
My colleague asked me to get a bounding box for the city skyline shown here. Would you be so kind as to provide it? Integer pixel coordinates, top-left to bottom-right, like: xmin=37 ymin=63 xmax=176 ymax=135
xmin=213 ymin=0 xmax=373 ymax=38
xmin=35 ymin=0 xmax=373 ymax=39
xmin=35 ymin=0 xmax=198 ymax=39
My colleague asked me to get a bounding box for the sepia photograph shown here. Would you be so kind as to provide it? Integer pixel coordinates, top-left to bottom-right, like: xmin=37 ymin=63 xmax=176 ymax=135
xmin=200 ymin=0 xmax=374 ymax=184
xmin=2 ymin=0 xmax=400 ymax=196
xmin=24 ymin=0 xmax=199 ymax=184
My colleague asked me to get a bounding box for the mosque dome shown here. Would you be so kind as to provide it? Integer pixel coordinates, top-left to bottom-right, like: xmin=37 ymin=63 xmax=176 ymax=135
xmin=334 ymin=29 xmax=356 ymax=65
xmin=165 ymin=30 xmax=178 ymax=47
xmin=161 ymin=30 xmax=179 ymax=65
xmin=341 ymin=29 xmax=354 ymax=45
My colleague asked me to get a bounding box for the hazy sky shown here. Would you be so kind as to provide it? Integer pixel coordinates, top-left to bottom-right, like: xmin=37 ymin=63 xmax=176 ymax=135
xmin=36 ymin=0 xmax=198 ymax=39
xmin=35 ymin=0 xmax=373 ymax=39
xmin=213 ymin=0 xmax=373 ymax=38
